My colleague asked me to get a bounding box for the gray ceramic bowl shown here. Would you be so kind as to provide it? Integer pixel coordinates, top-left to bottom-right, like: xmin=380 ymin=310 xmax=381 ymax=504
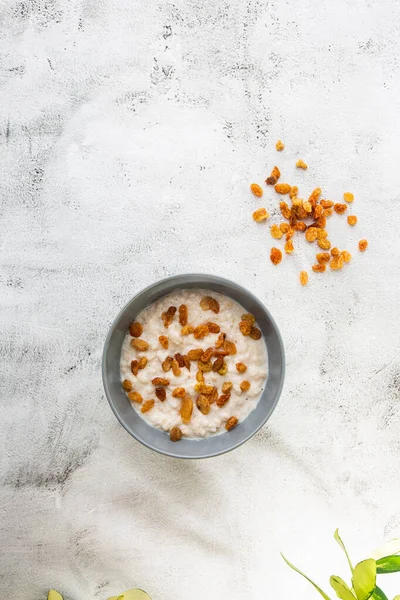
xmin=102 ymin=274 xmax=285 ymax=459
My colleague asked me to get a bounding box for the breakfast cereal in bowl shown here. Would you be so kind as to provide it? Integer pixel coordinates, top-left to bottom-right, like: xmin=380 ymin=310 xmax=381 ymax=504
xmin=119 ymin=289 xmax=268 ymax=441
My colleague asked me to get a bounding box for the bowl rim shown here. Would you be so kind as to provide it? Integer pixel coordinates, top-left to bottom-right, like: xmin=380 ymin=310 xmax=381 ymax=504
xmin=102 ymin=273 xmax=285 ymax=459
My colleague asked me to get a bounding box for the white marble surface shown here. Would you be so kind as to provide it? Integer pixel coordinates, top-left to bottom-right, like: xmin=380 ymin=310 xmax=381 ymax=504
xmin=1 ymin=0 xmax=400 ymax=599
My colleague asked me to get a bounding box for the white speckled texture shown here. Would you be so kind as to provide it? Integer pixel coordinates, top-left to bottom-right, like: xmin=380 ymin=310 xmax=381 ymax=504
xmin=1 ymin=1 xmax=400 ymax=599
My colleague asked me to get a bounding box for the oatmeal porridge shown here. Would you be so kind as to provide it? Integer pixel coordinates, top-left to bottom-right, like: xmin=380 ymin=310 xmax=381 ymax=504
xmin=119 ymin=289 xmax=268 ymax=440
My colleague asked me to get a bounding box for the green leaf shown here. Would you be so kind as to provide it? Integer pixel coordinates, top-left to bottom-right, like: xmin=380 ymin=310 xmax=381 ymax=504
xmin=334 ymin=529 xmax=354 ymax=573
xmin=370 ymin=587 xmax=389 ymax=600
xmin=371 ymin=540 xmax=400 ymax=560
xmin=376 ymin=556 xmax=400 ymax=574
xmin=352 ymin=559 xmax=377 ymax=600
xmin=107 ymin=590 xmax=152 ymax=600
xmin=330 ymin=575 xmax=357 ymax=599
xmin=281 ymin=554 xmax=332 ymax=599
xmin=48 ymin=592 xmax=63 ymax=600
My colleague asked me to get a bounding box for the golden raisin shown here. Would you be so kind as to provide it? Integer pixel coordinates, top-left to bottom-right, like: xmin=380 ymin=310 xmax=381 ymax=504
xmin=239 ymin=320 xmax=252 ymax=336
xmin=341 ymin=250 xmax=352 ymax=263
xmin=215 ymin=333 xmax=226 ymax=348
xmin=193 ymin=324 xmax=209 ymax=339
xmin=161 ymin=306 xmax=177 ymax=327
xmin=183 ymin=355 xmax=191 ymax=371
xmin=284 ymin=239 xmax=294 ymax=255
xmin=216 ymin=392 xmax=231 ymax=407
xmin=212 ymin=356 xmax=224 ymax=372
xmin=330 ymin=256 xmax=344 ymax=271
xmin=159 ymin=335 xmax=169 ymax=349
xmin=343 ymin=192 xmax=354 ymax=203
xmin=206 ymin=322 xmax=220 ymax=333
xmin=250 ymin=183 xmax=263 ymax=197
xmin=127 ymin=391 xmax=143 ymax=403
xmin=279 ymin=201 xmax=292 ymax=218
xmin=141 ymin=400 xmax=155 ymax=413
xmin=275 ymin=139 xmax=284 ymax=151
xmin=170 ymin=427 xmax=182 ymax=442
xmin=223 ymin=341 xmax=237 ymax=355
xmin=214 ymin=347 xmax=228 ymax=356
xmin=208 ymin=387 xmax=218 ymax=404
xmin=242 ymin=313 xmax=255 ymax=324
xmin=300 ymin=271 xmax=308 ymax=286
xmin=271 ymin=166 xmax=281 ymax=179
xmin=122 ymin=379 xmax=133 ymax=392
xmin=200 ymin=347 xmax=214 ymax=363
xmin=270 ymin=224 xmax=283 ymax=239
xmin=178 ymin=304 xmax=188 ymax=326
xmin=358 ymin=239 xmax=368 ymax=252
xmin=316 ymin=252 xmax=330 ymax=264
xmin=138 ymin=356 xmax=148 ymax=370
xmin=297 ymin=206 xmax=308 ymax=219
xmin=296 ymin=159 xmax=308 ymax=169
xmin=316 ymin=229 xmax=328 ymax=240
xmin=331 ymin=247 xmax=340 ymax=257
xmin=312 ymin=263 xmax=326 ymax=273
xmin=240 ymin=380 xmax=251 ymax=392
xmin=180 ymin=395 xmax=193 ymax=424
xmin=194 ymin=383 xmax=214 ymax=395
xmin=155 ymin=387 xmax=166 ymax=401
xmin=253 ymin=208 xmax=269 ymax=222
xmin=291 ymin=196 xmax=302 ymax=206
xmin=130 ymin=338 xmax=149 ymax=351
xmin=270 ymin=247 xmax=282 ymax=265
xmin=129 ymin=322 xmax=143 ymax=337
xmin=151 ymin=377 xmax=170 ymax=386
xmin=196 ymin=394 xmax=210 ymax=415
xmin=130 ymin=360 xmax=139 ymax=376
xmin=318 ymin=238 xmax=331 ymax=250
xmin=222 ymin=381 xmax=233 ymax=393
xmin=162 ymin=356 xmax=173 ymax=372
xmin=250 ymin=327 xmax=262 ymax=340
xmin=187 ymin=348 xmax=203 ymax=361
xmin=180 ymin=325 xmax=194 ymax=336
xmin=313 ymin=204 xmax=324 ymax=219
xmin=294 ymin=221 xmax=307 ymax=232
xmin=275 ymin=183 xmax=291 ymax=195
xmin=174 ymin=353 xmax=185 ymax=367
xmin=218 ymin=362 xmax=228 ymax=376
xmin=323 ymin=208 xmax=333 ymax=217
xmin=171 ymin=358 xmax=181 ymax=377
xmin=196 ymin=370 xmax=204 ymax=383
xmin=303 ymin=200 xmax=312 ymax=213
xmin=226 ymin=416 xmax=239 ymax=431
xmin=309 ymin=188 xmax=322 ymax=206
xmin=200 ymin=296 xmax=220 ymax=314
xmin=315 ymin=216 xmax=327 ymax=228
xmin=334 ymin=203 xmax=347 ymax=214
xmin=320 ymin=199 xmax=333 ymax=208
xmin=236 ymin=362 xmax=247 ymax=373
xmin=347 ymin=215 xmax=357 ymax=226
xmin=266 ymin=166 xmax=280 ymax=185
xmin=305 ymin=227 xmax=318 ymax=242
xmin=285 ymin=228 xmax=294 ymax=240
xmin=198 ymin=360 xmax=213 ymax=372
xmin=280 ymin=222 xmax=290 ymax=233
xmin=289 ymin=185 xmax=299 ymax=199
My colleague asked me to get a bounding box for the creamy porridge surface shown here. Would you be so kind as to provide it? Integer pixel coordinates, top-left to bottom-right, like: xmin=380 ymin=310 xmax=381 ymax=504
xmin=120 ymin=289 xmax=268 ymax=439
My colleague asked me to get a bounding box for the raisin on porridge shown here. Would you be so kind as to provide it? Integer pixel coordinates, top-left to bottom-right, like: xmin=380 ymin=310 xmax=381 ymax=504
xmin=119 ymin=290 xmax=268 ymax=439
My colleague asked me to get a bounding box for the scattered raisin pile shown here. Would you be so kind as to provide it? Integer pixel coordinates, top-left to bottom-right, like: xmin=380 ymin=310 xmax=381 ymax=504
xmin=251 ymin=142 xmax=368 ymax=285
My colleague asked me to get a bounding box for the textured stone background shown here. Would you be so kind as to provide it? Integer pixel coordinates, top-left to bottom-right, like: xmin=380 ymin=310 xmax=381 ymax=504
xmin=1 ymin=0 xmax=400 ymax=599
